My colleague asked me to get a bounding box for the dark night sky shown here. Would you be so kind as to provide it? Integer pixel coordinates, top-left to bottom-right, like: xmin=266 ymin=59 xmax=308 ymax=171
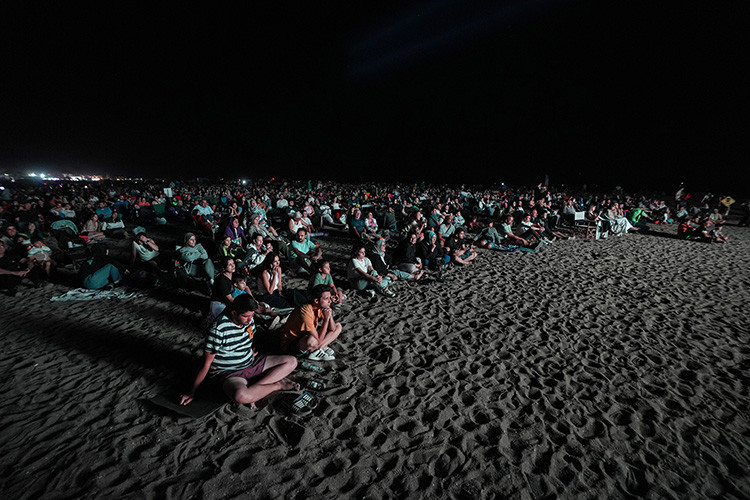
xmin=1 ymin=1 xmax=747 ymax=194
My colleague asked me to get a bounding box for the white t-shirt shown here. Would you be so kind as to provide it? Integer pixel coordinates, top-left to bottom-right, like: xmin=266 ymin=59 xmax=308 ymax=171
xmin=347 ymin=257 xmax=371 ymax=280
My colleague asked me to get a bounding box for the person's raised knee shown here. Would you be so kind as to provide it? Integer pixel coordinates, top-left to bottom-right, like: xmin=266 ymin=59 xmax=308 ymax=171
xmin=234 ymin=392 xmax=255 ymax=405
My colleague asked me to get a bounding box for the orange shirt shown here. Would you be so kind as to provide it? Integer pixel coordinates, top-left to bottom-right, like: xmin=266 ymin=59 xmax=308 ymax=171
xmin=280 ymin=304 xmax=323 ymax=349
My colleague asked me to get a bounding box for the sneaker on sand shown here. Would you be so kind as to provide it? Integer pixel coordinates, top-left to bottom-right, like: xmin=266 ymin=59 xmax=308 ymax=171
xmin=322 ymin=346 xmax=335 ymax=356
xmin=307 ymin=348 xmax=335 ymax=361
xmin=383 ymin=288 xmax=396 ymax=297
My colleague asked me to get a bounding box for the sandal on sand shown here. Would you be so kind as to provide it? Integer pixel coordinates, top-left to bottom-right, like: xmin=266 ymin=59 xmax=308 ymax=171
xmin=305 ymin=378 xmax=327 ymax=391
xmin=297 ymin=391 xmax=319 ymax=409
xmin=285 ymin=391 xmax=318 ymax=416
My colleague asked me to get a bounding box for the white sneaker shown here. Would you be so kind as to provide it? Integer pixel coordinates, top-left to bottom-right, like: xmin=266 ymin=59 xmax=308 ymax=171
xmin=322 ymin=346 xmax=334 ymax=356
xmin=383 ymin=288 xmax=396 ymax=297
xmin=364 ymin=289 xmax=376 ymax=298
xmin=307 ymin=348 xmax=335 ymax=361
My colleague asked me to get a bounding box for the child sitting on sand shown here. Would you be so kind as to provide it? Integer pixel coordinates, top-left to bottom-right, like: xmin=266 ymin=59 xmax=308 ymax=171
xmin=181 ymin=294 xmax=299 ymax=408
xmin=307 ymin=260 xmax=345 ymax=305
xmin=231 ymin=272 xmax=250 ymax=299
xmin=26 ymin=236 xmax=56 ymax=283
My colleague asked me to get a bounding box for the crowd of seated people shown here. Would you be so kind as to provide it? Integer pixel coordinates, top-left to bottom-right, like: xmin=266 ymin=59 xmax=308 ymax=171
xmin=0 ymin=178 xmax=739 ymax=293
xmin=0 ymin=177 xmax=740 ymax=410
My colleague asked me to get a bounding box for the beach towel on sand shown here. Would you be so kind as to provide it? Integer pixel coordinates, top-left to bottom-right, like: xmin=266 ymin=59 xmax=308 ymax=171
xmin=50 ymin=288 xmax=145 ymax=301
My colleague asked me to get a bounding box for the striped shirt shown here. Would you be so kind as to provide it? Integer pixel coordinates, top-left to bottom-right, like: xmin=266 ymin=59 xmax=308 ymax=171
xmin=205 ymin=314 xmax=256 ymax=374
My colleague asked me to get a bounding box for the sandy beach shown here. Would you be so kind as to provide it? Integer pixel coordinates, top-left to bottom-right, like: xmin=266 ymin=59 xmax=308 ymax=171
xmin=1 ymin=223 xmax=748 ymax=499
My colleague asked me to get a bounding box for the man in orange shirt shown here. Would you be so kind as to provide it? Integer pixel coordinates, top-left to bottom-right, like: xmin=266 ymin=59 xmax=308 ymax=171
xmin=280 ymin=284 xmax=343 ymax=362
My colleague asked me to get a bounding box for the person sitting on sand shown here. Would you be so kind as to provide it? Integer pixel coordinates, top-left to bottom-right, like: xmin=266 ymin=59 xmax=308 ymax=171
xmin=231 ymin=272 xmax=250 ymax=299
xmin=473 ymin=221 xmax=504 ymax=249
xmin=279 ymin=284 xmax=343 ymax=362
xmin=256 ymin=252 xmax=306 ymax=309
xmin=217 ymin=234 xmax=248 ymax=270
xmin=367 ymin=238 xmax=424 ymax=282
xmin=437 ymin=213 xmax=456 ymax=245
xmin=444 ymin=227 xmax=477 ymax=265
xmin=696 ymin=218 xmax=714 ymax=243
xmin=536 ymin=211 xmax=569 ymax=241
xmin=290 ymin=228 xmax=323 ymax=275
xmin=604 ymin=203 xmax=634 ymax=236
xmin=212 ymin=257 xmax=241 ymax=307
xmin=348 ymin=208 xmax=366 ymax=239
xmin=369 ymin=237 xmax=423 ymax=281
xmin=180 ymin=294 xmax=298 ymax=407
xmin=518 ymin=214 xmax=548 ymax=244
xmin=0 ymin=239 xmax=29 ymax=296
xmin=207 ymin=258 xmax=280 ymax=325
xmin=453 ymin=209 xmax=466 ymax=228
xmin=245 ymin=232 xmax=273 ymax=272
xmin=418 ymin=230 xmax=449 ymax=270
xmin=402 ymin=210 xmax=426 ymax=239
xmin=131 ymin=230 xmax=168 ymax=275
xmin=193 ymin=199 xmax=216 ymax=223
xmin=627 ymin=205 xmax=651 ymax=230
xmin=426 ymin=205 xmax=443 ymax=230
xmin=347 ymin=243 xmax=396 ymax=297
xmin=248 ymin=212 xmax=280 ymax=242
xmin=394 ymin=231 xmax=423 ymax=275
xmin=26 ymin=236 xmax=56 ymax=284
xmin=81 ymin=213 xmax=106 ymax=242
xmin=288 ymin=211 xmax=311 ymax=238
xmin=178 ymin=232 xmax=215 ymax=287
xmin=499 ymin=215 xmax=530 ymax=247
xmin=224 ymin=217 xmax=248 ymax=247
xmin=382 ymin=205 xmax=398 ymax=233
xmin=191 ymin=209 xmax=216 ymax=237
xmin=363 ymin=211 xmax=380 ymax=238
xmin=307 ymin=260 xmax=344 ymax=305
xmin=677 ymin=219 xmax=694 ymax=239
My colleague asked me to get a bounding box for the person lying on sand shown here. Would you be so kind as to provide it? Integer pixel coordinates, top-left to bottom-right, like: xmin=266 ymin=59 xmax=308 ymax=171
xmin=181 ymin=294 xmax=298 ymax=407
xmin=710 ymin=224 xmax=728 ymax=243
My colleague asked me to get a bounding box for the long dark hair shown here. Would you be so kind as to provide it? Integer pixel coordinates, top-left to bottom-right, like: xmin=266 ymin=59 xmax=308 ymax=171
xmin=260 ymin=251 xmax=280 ymax=271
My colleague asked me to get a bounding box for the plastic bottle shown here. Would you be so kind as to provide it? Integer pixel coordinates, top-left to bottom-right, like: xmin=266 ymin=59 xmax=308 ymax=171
xmin=299 ymin=360 xmax=323 ymax=372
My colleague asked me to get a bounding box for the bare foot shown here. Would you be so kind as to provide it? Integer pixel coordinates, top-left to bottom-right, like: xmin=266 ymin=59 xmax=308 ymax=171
xmin=279 ymin=378 xmax=301 ymax=391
